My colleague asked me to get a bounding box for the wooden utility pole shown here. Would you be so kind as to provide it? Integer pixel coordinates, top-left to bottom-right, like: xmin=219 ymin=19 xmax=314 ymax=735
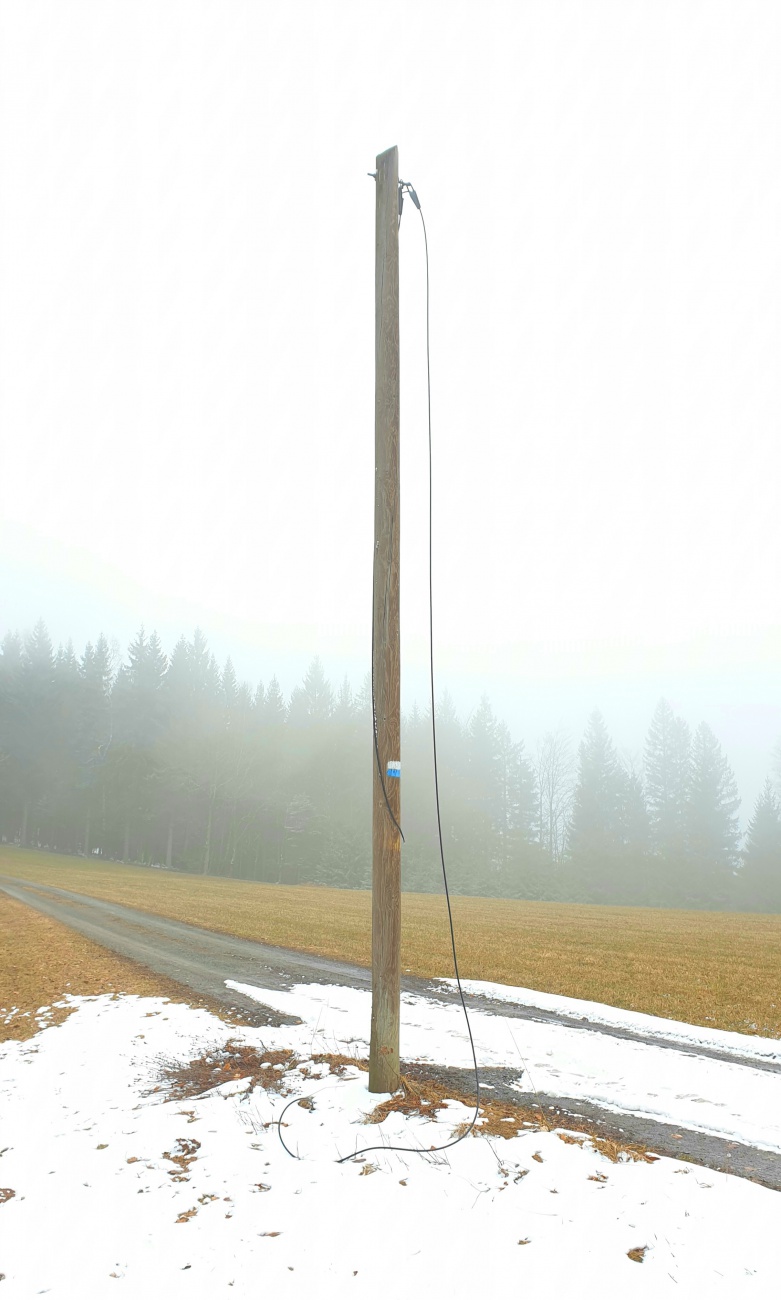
xmin=369 ymin=145 xmax=401 ymax=1095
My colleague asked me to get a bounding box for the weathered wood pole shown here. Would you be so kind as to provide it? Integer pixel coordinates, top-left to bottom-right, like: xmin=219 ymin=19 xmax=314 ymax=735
xmin=369 ymin=144 xmax=401 ymax=1095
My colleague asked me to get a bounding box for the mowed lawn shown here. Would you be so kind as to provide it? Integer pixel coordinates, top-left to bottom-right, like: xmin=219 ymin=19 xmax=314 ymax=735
xmin=2 ymin=846 xmax=780 ymax=1038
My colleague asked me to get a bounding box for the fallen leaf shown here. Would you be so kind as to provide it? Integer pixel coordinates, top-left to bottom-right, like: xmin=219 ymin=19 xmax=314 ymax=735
xmin=627 ymin=1246 xmax=648 ymax=1264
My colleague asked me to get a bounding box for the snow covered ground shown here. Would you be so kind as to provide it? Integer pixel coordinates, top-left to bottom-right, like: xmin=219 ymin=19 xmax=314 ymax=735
xmin=1 ymin=981 xmax=779 ymax=1298
xmin=440 ymin=976 xmax=781 ymax=1063
xmin=230 ymin=979 xmax=781 ymax=1153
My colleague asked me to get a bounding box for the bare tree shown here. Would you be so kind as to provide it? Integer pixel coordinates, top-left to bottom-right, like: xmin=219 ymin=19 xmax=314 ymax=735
xmin=535 ymin=729 xmax=575 ymax=862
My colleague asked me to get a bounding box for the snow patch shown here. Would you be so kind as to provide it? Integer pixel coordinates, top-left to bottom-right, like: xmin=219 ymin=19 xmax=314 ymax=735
xmin=0 ymin=989 xmax=779 ymax=1297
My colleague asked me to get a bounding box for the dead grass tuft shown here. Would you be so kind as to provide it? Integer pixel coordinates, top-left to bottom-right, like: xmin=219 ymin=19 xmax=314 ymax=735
xmin=363 ymin=1070 xmax=659 ymax=1165
xmin=556 ymin=1129 xmax=656 ymax=1164
xmin=155 ymin=1042 xmax=297 ymax=1101
xmin=591 ymin=1135 xmax=658 ymax=1165
xmin=366 ymin=1075 xmax=543 ymax=1141
xmin=363 ymin=1069 xmax=553 ymax=1138
xmin=557 ymin=1132 xmax=584 ymax=1147
xmin=627 ymin=1246 xmax=649 ymax=1263
xmin=474 ymin=1100 xmax=546 ymax=1139
xmin=364 ymin=1074 xmax=457 ymax=1126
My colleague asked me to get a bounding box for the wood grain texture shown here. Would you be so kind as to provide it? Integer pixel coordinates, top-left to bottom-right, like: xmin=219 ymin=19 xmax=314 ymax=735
xmin=369 ymin=145 xmax=401 ymax=1094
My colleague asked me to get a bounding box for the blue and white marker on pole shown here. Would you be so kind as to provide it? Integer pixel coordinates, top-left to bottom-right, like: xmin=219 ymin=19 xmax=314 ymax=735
xmin=386 ymin=760 xmax=401 ymax=779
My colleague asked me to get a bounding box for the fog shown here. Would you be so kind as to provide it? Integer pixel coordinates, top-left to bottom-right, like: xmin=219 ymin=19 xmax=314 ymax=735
xmin=2 ymin=1 xmax=780 ymax=828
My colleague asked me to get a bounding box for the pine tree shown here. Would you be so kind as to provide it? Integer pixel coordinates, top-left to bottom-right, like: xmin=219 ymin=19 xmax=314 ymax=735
xmin=217 ymin=669 xmax=257 ymax=879
xmin=79 ymin=635 xmax=115 ymax=855
xmin=0 ymin=613 xmax=762 ymax=908
xmin=108 ymin=629 xmax=169 ymax=862
xmin=644 ymin=699 xmax=691 ymax=903
xmin=14 ymin=621 xmax=57 ymax=846
xmin=319 ymin=677 xmax=370 ymax=889
xmin=432 ymin=691 xmax=471 ymax=893
xmin=189 ymin=628 xmax=214 ymax=697
xmin=288 ymin=657 xmax=333 ymax=727
xmin=164 ymin=637 xmax=194 ymax=709
xmin=465 ymin=697 xmax=501 ymax=892
xmin=685 ymin=722 xmax=740 ymax=907
xmin=0 ymin=632 xmax=24 ymax=840
xmin=49 ymin=641 xmax=83 ymax=848
xmin=80 ymin=636 xmax=114 ymax=754
xmin=286 ymin=659 xmax=334 ymax=881
xmin=400 ymin=702 xmax=438 ymax=893
xmin=250 ymin=676 xmax=286 ymax=882
xmin=220 ymin=658 xmax=238 ymax=712
xmin=495 ymin=722 xmax=518 ymax=857
xmin=263 ymin=676 xmax=286 ymax=726
xmin=496 ymin=727 xmax=548 ymax=900
xmin=0 ymin=630 xmax=22 ymax=674
xmin=616 ymin=763 xmax=650 ymax=904
xmin=567 ymin=711 xmax=624 ymax=902
xmin=741 ymin=779 xmax=781 ymax=912
xmin=235 ymin=681 xmax=254 ymax=719
xmin=114 ymin=627 xmax=169 ymax=747
xmin=155 ymin=636 xmax=199 ymax=869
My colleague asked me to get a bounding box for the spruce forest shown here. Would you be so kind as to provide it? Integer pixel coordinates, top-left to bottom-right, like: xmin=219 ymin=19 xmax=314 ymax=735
xmin=1 ymin=620 xmax=780 ymax=912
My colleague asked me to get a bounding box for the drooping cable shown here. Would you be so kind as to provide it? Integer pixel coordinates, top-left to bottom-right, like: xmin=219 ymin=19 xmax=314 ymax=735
xmin=277 ymin=179 xmax=481 ymax=1163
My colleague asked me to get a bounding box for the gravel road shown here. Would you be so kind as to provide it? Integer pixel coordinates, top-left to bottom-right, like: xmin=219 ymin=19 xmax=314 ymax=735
xmin=3 ymin=873 xmax=779 ymax=1191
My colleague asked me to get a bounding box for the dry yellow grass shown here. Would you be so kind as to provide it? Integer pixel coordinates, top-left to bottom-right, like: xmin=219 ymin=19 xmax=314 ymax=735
xmin=152 ymin=1043 xmax=655 ymax=1163
xmin=0 ymin=890 xmax=250 ymax=1042
xmin=3 ymin=846 xmax=781 ymax=1037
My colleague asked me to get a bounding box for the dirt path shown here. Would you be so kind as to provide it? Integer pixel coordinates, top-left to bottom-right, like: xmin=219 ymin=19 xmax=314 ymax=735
xmin=2 ymin=873 xmax=779 ymax=1191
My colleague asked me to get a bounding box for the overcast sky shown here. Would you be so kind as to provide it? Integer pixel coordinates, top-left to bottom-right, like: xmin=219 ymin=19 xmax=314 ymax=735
xmin=1 ymin=0 xmax=780 ymax=814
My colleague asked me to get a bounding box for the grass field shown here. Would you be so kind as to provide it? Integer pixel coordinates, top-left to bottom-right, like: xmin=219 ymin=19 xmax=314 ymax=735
xmin=0 ymin=889 xmax=265 ymax=1050
xmin=2 ymin=846 xmax=780 ymax=1038
xmin=0 ymin=891 xmax=254 ymax=1043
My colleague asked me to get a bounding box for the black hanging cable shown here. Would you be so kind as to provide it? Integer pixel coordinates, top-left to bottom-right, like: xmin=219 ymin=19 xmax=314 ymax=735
xmin=277 ymin=179 xmax=481 ymax=1163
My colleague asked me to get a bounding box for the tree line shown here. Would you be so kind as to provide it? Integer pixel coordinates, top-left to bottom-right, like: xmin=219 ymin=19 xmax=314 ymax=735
xmin=1 ymin=620 xmax=780 ymax=912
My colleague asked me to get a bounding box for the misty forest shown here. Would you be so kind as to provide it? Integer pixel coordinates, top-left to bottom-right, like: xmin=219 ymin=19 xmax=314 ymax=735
xmin=1 ymin=620 xmax=780 ymax=913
